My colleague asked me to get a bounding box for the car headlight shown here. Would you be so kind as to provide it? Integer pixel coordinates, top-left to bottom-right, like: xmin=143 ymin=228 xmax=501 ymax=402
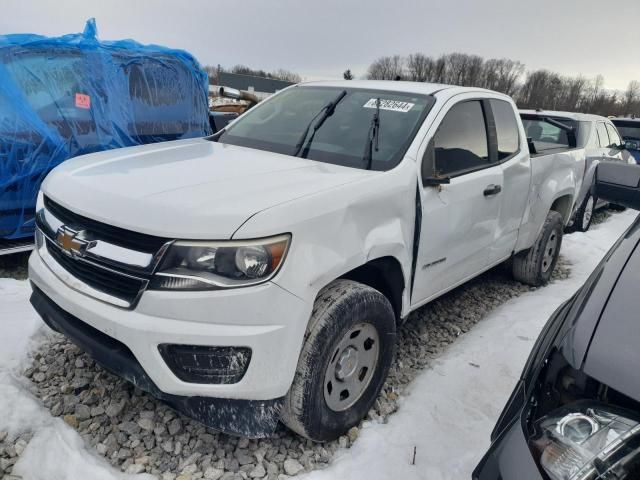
xmin=531 ymin=403 xmax=640 ymax=480
xmin=150 ymin=234 xmax=290 ymax=290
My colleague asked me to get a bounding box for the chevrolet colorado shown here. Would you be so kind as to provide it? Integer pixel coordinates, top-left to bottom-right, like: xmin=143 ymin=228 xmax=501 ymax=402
xmin=29 ymin=81 xmax=583 ymax=441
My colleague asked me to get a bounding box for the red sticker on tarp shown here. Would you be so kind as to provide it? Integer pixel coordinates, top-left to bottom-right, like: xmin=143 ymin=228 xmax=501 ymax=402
xmin=75 ymin=93 xmax=91 ymax=109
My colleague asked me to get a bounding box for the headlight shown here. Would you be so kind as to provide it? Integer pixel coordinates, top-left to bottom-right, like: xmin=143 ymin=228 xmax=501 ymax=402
xmin=531 ymin=403 xmax=640 ymax=480
xmin=150 ymin=234 xmax=290 ymax=290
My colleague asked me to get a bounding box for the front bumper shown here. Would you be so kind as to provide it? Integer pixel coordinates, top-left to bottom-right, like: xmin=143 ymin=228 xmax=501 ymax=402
xmin=28 ymin=248 xmax=312 ymax=427
xmin=30 ymin=284 xmax=282 ymax=437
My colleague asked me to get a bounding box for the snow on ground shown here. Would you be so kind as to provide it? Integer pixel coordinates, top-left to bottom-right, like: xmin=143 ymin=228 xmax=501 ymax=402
xmin=302 ymin=210 xmax=638 ymax=480
xmin=0 ymin=278 xmax=152 ymax=480
xmin=0 ymin=210 xmax=636 ymax=480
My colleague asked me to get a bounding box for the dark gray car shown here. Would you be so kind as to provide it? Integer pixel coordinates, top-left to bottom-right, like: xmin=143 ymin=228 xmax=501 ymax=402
xmin=474 ymin=161 xmax=640 ymax=480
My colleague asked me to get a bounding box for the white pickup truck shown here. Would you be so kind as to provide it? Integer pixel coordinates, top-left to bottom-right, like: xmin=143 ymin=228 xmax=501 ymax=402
xmin=29 ymin=81 xmax=583 ymax=441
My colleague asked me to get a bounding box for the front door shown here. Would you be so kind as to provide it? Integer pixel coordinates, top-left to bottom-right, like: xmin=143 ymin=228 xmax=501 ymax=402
xmin=411 ymin=99 xmax=503 ymax=305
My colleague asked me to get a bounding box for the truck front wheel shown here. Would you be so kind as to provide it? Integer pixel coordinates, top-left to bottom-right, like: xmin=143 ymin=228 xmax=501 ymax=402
xmin=512 ymin=210 xmax=563 ymax=286
xmin=280 ymin=279 xmax=396 ymax=441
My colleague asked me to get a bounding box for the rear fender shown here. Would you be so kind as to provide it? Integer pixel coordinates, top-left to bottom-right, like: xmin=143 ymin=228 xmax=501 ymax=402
xmin=514 ymin=150 xmax=582 ymax=252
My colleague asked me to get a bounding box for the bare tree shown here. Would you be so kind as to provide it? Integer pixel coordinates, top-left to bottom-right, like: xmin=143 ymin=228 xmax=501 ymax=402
xmin=482 ymin=58 xmax=524 ymax=95
xmin=406 ymin=53 xmax=433 ymax=82
xmin=203 ymin=64 xmax=224 ymax=85
xmin=363 ymin=51 xmax=637 ymax=115
xmin=367 ymin=55 xmax=405 ymax=80
xmin=623 ymin=80 xmax=640 ymax=116
xmin=228 ymin=65 xmax=301 ymax=83
xmin=518 ymin=70 xmax=562 ymax=109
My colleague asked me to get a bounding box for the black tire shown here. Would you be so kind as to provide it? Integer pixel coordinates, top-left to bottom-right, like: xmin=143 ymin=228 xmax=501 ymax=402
xmin=573 ymin=193 xmax=596 ymax=232
xmin=608 ymin=203 xmax=627 ymax=212
xmin=512 ymin=211 xmax=563 ymax=286
xmin=280 ymin=279 xmax=396 ymax=441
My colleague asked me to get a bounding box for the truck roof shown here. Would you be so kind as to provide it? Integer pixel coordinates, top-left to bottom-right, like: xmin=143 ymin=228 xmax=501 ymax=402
xmin=519 ymin=109 xmax=607 ymax=122
xmin=298 ymin=80 xmax=511 ymax=100
xmin=611 ymin=117 xmax=640 ymax=124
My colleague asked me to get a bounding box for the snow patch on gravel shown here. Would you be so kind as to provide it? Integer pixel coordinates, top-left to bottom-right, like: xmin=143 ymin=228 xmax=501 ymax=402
xmin=13 ymin=423 xmax=154 ymax=480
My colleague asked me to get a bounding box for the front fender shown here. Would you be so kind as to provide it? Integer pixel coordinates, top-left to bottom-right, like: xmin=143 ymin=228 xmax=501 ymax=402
xmin=232 ymin=162 xmax=417 ymax=320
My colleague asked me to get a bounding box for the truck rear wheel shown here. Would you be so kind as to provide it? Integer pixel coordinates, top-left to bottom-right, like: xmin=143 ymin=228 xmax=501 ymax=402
xmin=512 ymin=210 xmax=563 ymax=286
xmin=280 ymin=279 xmax=396 ymax=441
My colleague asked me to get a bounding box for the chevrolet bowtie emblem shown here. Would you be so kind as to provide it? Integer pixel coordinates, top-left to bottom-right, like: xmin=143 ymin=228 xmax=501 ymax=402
xmin=56 ymin=226 xmax=95 ymax=257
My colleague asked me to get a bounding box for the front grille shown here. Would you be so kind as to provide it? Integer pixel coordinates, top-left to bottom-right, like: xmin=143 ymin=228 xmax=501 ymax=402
xmin=44 ymin=196 xmax=169 ymax=253
xmin=46 ymin=238 xmax=147 ymax=306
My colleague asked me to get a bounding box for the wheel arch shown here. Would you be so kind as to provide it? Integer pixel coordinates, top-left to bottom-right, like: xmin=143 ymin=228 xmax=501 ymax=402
xmin=550 ymin=194 xmax=575 ymax=225
xmin=339 ymin=256 xmax=405 ymax=322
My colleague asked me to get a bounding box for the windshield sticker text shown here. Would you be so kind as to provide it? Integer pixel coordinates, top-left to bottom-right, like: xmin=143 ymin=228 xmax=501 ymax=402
xmin=363 ymin=99 xmax=415 ymax=113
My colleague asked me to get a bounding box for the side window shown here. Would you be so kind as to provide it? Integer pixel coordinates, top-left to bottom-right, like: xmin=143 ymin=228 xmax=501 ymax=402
xmin=605 ymin=124 xmax=622 ymax=147
xmin=490 ymin=100 xmax=519 ymax=160
xmin=522 ymin=119 xmax=569 ymax=148
xmin=596 ymin=122 xmax=610 ymax=148
xmin=434 ymin=101 xmax=489 ymax=176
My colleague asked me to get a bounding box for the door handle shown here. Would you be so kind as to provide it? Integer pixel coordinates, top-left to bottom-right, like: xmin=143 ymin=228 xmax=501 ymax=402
xmin=483 ymin=184 xmax=502 ymax=196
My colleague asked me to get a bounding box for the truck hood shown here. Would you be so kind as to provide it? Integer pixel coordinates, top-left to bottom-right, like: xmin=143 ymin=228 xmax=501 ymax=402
xmin=43 ymin=138 xmax=371 ymax=239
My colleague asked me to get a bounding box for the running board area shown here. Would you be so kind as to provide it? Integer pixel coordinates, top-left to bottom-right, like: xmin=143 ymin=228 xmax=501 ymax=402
xmin=0 ymin=238 xmax=34 ymax=256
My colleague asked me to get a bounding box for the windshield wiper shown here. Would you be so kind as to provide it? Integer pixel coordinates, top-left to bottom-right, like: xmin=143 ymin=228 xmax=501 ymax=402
xmin=363 ymin=98 xmax=381 ymax=170
xmin=292 ymin=90 xmax=347 ymax=158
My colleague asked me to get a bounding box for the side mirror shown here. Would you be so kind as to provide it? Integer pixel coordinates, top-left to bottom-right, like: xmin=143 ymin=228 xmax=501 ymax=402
xmin=594 ymin=162 xmax=640 ymax=210
xmin=421 ymin=138 xmax=450 ymax=187
xmin=423 ymin=176 xmax=451 ymax=186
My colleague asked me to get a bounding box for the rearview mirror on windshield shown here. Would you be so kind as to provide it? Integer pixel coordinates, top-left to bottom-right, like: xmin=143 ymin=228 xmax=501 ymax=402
xmin=594 ymin=162 xmax=640 ymax=210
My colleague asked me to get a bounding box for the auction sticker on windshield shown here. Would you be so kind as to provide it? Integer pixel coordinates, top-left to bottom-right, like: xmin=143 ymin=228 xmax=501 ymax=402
xmin=364 ymin=98 xmax=415 ymax=113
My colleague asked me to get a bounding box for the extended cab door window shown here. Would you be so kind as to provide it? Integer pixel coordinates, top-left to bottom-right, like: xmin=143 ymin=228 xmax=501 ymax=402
xmin=433 ymin=100 xmax=491 ymax=176
xmin=490 ymin=99 xmax=520 ymax=160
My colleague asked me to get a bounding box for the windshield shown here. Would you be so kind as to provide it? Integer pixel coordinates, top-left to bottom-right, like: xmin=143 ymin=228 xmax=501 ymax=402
xmin=214 ymin=86 xmax=435 ymax=171
xmin=612 ymin=121 xmax=640 ymax=142
xmin=3 ymin=51 xmax=92 ymax=121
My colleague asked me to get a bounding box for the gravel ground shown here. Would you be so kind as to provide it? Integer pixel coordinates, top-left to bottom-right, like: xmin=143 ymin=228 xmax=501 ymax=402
xmin=0 ymin=210 xmax=611 ymax=479
xmin=0 ymin=251 xmax=29 ymax=280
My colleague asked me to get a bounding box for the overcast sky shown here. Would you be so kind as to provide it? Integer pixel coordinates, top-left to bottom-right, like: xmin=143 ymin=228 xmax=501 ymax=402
xmin=2 ymin=0 xmax=639 ymax=90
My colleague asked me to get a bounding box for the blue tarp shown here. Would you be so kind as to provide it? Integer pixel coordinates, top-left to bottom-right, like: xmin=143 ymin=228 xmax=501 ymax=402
xmin=0 ymin=19 xmax=211 ymax=239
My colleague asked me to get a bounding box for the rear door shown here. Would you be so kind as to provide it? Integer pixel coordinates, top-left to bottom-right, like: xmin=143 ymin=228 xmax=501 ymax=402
xmin=412 ymin=97 xmax=503 ymax=305
xmin=488 ymin=99 xmax=529 ymax=264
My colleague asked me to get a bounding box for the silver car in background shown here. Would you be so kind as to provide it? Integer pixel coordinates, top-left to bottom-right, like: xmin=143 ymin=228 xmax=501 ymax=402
xmin=520 ymin=110 xmax=634 ymax=231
